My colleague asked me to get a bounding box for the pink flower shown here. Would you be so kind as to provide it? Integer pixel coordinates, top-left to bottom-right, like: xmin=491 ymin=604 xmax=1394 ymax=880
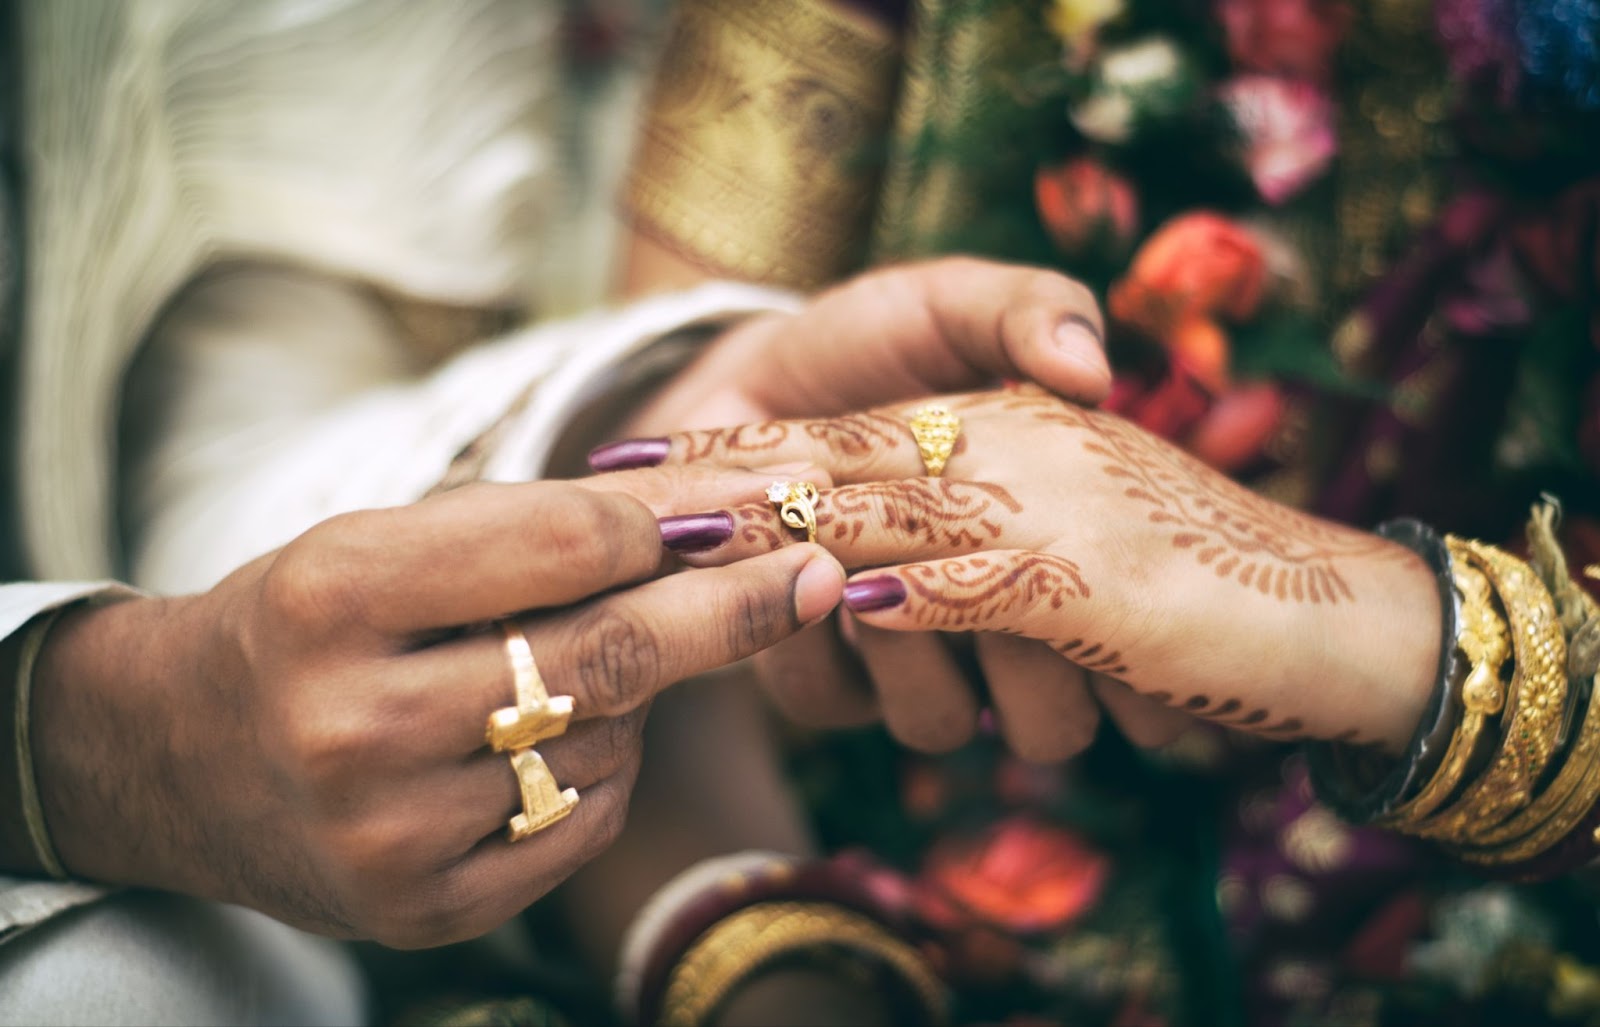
xmin=918 ymin=816 xmax=1109 ymax=935
xmin=1215 ymin=0 xmax=1351 ymax=84
xmin=1035 ymin=157 xmax=1140 ymax=259
xmin=1184 ymin=382 xmax=1287 ymax=472
xmin=1218 ymin=76 xmax=1337 ymax=204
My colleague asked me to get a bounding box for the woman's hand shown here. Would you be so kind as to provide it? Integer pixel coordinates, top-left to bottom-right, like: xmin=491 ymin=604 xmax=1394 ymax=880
xmin=29 ymin=468 xmax=843 ymax=948
xmin=629 ymin=385 xmax=1442 ymax=760
xmin=592 ymin=257 xmax=1113 ymax=452
xmin=588 ymin=259 xmax=1114 ymax=756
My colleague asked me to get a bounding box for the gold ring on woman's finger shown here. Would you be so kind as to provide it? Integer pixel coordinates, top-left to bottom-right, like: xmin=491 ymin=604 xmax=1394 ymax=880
xmin=506 ymin=748 xmax=579 ymax=841
xmin=486 ymin=620 xmax=574 ymax=752
xmin=767 ymin=481 xmax=819 ymax=544
xmin=907 ymin=404 xmax=961 ymax=478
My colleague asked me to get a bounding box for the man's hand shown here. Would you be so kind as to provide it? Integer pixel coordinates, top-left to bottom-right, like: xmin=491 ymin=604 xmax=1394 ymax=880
xmin=26 ymin=468 xmax=843 ymax=948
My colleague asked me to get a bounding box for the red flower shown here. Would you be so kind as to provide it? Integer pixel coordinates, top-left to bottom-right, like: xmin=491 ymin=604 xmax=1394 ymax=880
xmin=1216 ymin=0 xmax=1352 ymax=85
xmin=1110 ymin=213 xmax=1268 ymax=341
xmin=1036 ymin=158 xmax=1140 ymax=260
xmin=918 ymin=816 xmax=1109 ymax=935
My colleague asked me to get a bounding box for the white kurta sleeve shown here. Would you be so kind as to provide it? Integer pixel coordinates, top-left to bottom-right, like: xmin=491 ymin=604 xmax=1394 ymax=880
xmin=122 ymin=270 xmax=801 ymax=596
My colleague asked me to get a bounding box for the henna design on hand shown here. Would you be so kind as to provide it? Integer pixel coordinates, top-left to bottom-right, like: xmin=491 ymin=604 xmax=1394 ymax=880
xmin=987 ymin=388 xmax=1393 ymax=604
xmin=1053 ymin=638 xmax=1129 ymax=676
xmin=726 ymin=480 xmax=1022 ymax=551
xmin=901 ymin=554 xmax=1090 ymax=630
xmin=821 ymin=480 xmax=1020 ymax=548
xmin=682 ymin=412 xmax=908 ymax=463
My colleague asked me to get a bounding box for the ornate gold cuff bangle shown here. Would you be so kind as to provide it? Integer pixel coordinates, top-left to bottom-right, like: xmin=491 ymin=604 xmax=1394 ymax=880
xmin=1408 ymin=538 xmax=1568 ymax=844
xmin=658 ymin=901 xmax=946 ymax=1026
xmin=624 ymin=0 xmax=900 ymax=290
xmin=1459 ymin=593 xmax=1600 ymax=864
xmin=1375 ymin=557 xmax=1508 ymax=828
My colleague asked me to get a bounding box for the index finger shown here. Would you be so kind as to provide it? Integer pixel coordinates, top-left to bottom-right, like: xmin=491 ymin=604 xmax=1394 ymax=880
xmin=269 ymin=481 xmax=668 ymax=637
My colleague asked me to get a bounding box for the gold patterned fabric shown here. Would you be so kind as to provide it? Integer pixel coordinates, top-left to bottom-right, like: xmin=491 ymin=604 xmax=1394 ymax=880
xmin=624 ymin=0 xmax=900 ymax=290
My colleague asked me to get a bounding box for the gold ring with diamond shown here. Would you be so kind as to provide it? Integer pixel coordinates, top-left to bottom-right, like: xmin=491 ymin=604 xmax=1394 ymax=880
xmin=767 ymin=481 xmax=819 ymax=544
xmin=907 ymin=405 xmax=961 ymax=477
xmin=486 ymin=621 xmax=574 ymax=753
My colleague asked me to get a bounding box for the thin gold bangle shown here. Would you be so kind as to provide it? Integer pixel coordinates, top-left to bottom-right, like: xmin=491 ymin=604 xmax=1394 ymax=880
xmin=15 ymin=607 xmax=71 ymax=880
xmin=658 ymin=901 xmax=946 ymax=1026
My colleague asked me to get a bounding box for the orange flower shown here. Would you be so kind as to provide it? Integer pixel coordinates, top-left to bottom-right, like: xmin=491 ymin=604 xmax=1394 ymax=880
xmin=1168 ymin=317 xmax=1231 ymax=393
xmin=1036 ymin=158 xmax=1140 ymax=260
xmin=919 ymin=816 xmax=1109 ymax=935
xmin=1109 ymin=212 xmax=1268 ymax=340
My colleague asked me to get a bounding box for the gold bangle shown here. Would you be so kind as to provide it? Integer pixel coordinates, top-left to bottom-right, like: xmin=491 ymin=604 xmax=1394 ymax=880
xmin=658 ymin=901 xmax=947 ymax=1027
xmin=624 ymin=0 xmax=900 ymax=289
xmin=14 ymin=607 xmax=71 ymax=880
xmin=1459 ymin=593 xmax=1600 ymax=864
xmin=1375 ymin=558 xmax=1509 ymax=828
xmin=1409 ymin=539 xmax=1568 ymax=844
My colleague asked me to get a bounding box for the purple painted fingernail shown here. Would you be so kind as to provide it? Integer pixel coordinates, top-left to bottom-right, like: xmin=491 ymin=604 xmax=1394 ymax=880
xmin=659 ymin=513 xmax=734 ymax=553
xmin=843 ymin=576 xmax=907 ymax=613
xmin=588 ymin=437 xmax=670 ymax=472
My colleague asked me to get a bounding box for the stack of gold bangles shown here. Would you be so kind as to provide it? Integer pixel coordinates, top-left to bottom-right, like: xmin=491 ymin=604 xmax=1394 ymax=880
xmin=487 ymin=621 xmax=578 ymax=841
xmin=1357 ymin=521 xmax=1600 ymax=878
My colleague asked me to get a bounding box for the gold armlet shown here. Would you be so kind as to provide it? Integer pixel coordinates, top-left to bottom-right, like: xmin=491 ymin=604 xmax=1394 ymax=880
xmin=658 ymin=901 xmax=946 ymax=1027
xmin=1407 ymin=538 xmax=1567 ymax=844
xmin=623 ymin=0 xmax=900 ymax=290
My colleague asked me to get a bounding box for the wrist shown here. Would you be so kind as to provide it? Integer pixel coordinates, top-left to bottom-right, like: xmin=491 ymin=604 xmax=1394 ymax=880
xmin=1306 ymin=531 xmax=1443 ymax=755
xmin=29 ymin=594 xmax=196 ymax=888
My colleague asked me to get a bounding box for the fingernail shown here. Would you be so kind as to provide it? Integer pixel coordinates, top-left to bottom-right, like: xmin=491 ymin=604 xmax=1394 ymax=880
xmin=1055 ymin=313 xmax=1104 ymax=353
xmin=843 ymin=575 xmax=907 ymax=613
xmin=794 ymin=554 xmax=846 ymax=625
xmin=1055 ymin=317 xmax=1111 ymax=377
xmin=659 ymin=512 xmax=734 ymax=554
xmin=588 ymin=437 xmax=670 ymax=472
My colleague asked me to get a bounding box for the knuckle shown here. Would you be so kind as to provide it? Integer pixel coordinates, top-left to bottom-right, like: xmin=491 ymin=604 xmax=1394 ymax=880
xmin=599 ymin=711 xmax=645 ymax=776
xmin=537 ymin=488 xmax=649 ymax=586
xmin=571 ymin=609 xmax=665 ymax=713
xmin=262 ymin=519 xmax=370 ymax=629
xmin=586 ymin=785 xmax=631 ymax=854
xmin=721 ymin=581 xmax=789 ymax=660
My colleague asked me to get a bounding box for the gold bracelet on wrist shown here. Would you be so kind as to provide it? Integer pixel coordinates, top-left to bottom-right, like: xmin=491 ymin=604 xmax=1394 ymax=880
xmin=1458 ymin=592 xmax=1600 ymax=865
xmin=624 ymin=0 xmax=900 ymax=290
xmin=658 ymin=901 xmax=946 ymax=1027
xmin=1407 ymin=539 xmax=1568 ymax=844
xmin=14 ymin=607 xmax=71 ymax=880
xmin=1375 ymin=557 xmax=1509 ymax=829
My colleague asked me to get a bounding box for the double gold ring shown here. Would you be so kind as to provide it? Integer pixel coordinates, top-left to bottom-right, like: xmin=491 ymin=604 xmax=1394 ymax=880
xmin=488 ymin=621 xmax=578 ymax=841
xmin=907 ymin=405 xmax=961 ymax=477
xmin=767 ymin=481 xmax=820 ymax=543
